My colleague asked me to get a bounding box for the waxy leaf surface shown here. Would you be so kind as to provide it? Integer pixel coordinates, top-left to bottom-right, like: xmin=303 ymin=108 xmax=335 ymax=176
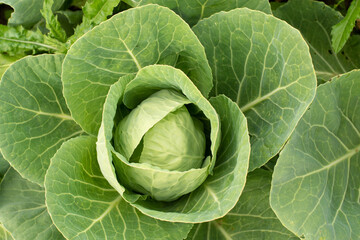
xmin=0 ymin=168 xmax=64 ymax=240
xmin=187 ymin=169 xmax=299 ymax=240
xmin=45 ymin=136 xmax=193 ymax=240
xmin=128 ymin=0 xmax=271 ymax=26
xmin=193 ymin=8 xmax=316 ymax=170
xmin=271 ymin=70 xmax=360 ymax=240
xmin=62 ymin=4 xmax=212 ymax=135
xmin=0 ymin=55 xmax=83 ymax=185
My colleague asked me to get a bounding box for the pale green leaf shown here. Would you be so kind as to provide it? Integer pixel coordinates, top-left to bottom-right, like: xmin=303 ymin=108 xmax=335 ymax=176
xmin=0 ymin=55 xmax=83 ymax=185
xmin=63 ymin=5 xmax=212 ymax=135
xmin=0 ymin=168 xmax=64 ymax=240
xmin=139 ymin=105 xmax=206 ymax=171
xmin=114 ymin=89 xmax=191 ymax=159
xmin=271 ymin=70 xmax=360 ymax=240
xmin=187 ymin=169 xmax=299 ymax=240
xmin=41 ymin=0 xmax=67 ymax=42
xmin=0 ymin=223 xmax=13 ymax=240
xmin=130 ymin=0 xmax=271 ymax=26
xmin=331 ymin=0 xmax=360 ymax=53
xmin=193 ymin=8 xmax=316 ymax=170
xmin=97 ymin=65 xmax=249 ymax=222
xmin=275 ymin=0 xmax=360 ymax=83
xmin=45 ymin=135 xmax=193 ymax=240
xmin=0 ymin=0 xmax=64 ymax=28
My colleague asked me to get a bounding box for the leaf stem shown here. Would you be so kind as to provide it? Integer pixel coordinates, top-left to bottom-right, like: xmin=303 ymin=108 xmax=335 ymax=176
xmin=0 ymin=37 xmax=58 ymax=51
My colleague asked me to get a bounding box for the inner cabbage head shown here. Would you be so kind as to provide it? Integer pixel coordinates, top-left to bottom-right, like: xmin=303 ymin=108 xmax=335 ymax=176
xmin=114 ymin=89 xmax=206 ymax=172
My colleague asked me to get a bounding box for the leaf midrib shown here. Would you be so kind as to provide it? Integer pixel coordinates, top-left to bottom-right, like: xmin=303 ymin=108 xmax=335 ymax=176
xmin=297 ymin=144 xmax=360 ymax=179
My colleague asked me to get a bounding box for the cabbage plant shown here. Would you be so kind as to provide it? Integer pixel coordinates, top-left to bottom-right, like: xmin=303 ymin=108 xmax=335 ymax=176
xmin=5 ymin=1 xmax=358 ymax=240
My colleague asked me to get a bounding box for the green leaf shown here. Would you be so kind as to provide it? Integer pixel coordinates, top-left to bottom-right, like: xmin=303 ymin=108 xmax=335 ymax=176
xmin=55 ymin=10 xmax=83 ymax=36
xmin=130 ymin=0 xmax=271 ymax=26
xmin=112 ymin=67 xmax=219 ymax=202
xmin=331 ymin=0 xmax=360 ymax=53
xmin=0 ymin=152 xmax=9 ymax=182
xmin=63 ymin=5 xmax=213 ymax=135
xmin=0 ymin=54 xmax=21 ymax=79
xmin=0 ymin=0 xmax=64 ymax=27
xmin=114 ymin=89 xmax=191 ymax=160
xmin=274 ymin=0 xmax=360 ymax=83
xmin=271 ymin=70 xmax=360 ymax=240
xmin=45 ymin=135 xmax=193 ymax=240
xmin=0 ymin=168 xmax=64 ymax=240
xmin=193 ymin=8 xmax=316 ymax=170
xmin=68 ymin=0 xmax=121 ymax=44
xmin=115 ymin=89 xmax=206 ymax=172
xmin=138 ymin=105 xmax=206 ymax=171
xmin=187 ymin=169 xmax=299 ymax=240
xmin=0 ymin=223 xmax=13 ymax=240
xmin=41 ymin=0 xmax=67 ymax=42
xmin=0 ymin=55 xmax=84 ymax=185
xmin=0 ymin=25 xmax=58 ymax=56
xmin=97 ymin=65 xmax=250 ymax=222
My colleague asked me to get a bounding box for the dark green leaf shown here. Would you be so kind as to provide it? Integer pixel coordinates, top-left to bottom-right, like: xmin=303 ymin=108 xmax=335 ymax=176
xmin=131 ymin=0 xmax=271 ymax=26
xmin=68 ymin=0 xmax=121 ymax=43
xmin=0 ymin=168 xmax=64 ymax=240
xmin=0 ymin=0 xmax=64 ymax=27
xmin=275 ymin=0 xmax=360 ymax=83
xmin=0 ymin=25 xmax=57 ymax=56
xmin=0 ymin=152 xmax=9 ymax=182
xmin=41 ymin=0 xmax=67 ymax=42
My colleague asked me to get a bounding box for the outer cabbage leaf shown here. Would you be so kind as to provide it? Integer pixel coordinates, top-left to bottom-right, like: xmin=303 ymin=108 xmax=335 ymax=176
xmin=97 ymin=65 xmax=250 ymax=222
xmin=126 ymin=0 xmax=271 ymax=26
xmin=0 ymin=55 xmax=83 ymax=185
xmin=275 ymin=0 xmax=360 ymax=83
xmin=0 ymin=54 xmax=21 ymax=79
xmin=0 ymin=0 xmax=64 ymax=28
xmin=187 ymin=169 xmax=299 ymax=240
xmin=62 ymin=4 xmax=213 ymax=135
xmin=0 ymin=223 xmax=13 ymax=240
xmin=45 ymin=136 xmax=192 ymax=240
xmin=271 ymin=70 xmax=360 ymax=240
xmin=0 ymin=168 xmax=64 ymax=240
xmin=193 ymin=8 xmax=316 ymax=170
